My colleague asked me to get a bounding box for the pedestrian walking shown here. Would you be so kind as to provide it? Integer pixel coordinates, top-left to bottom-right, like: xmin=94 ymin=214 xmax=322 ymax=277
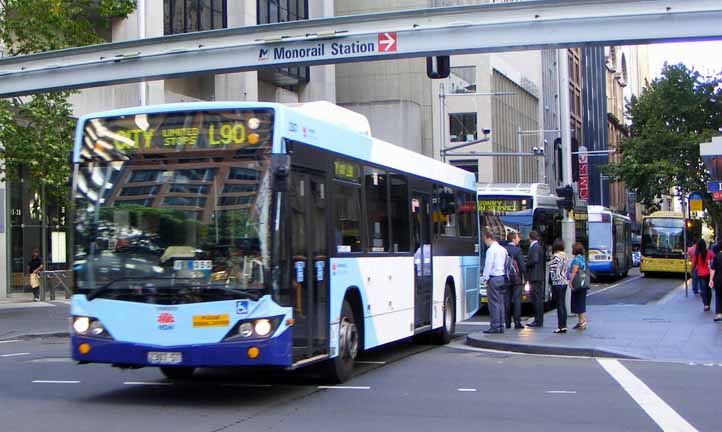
xmin=503 ymin=231 xmax=526 ymax=329
xmin=688 ymin=238 xmax=699 ymax=295
xmin=481 ymin=230 xmax=507 ymax=334
xmin=694 ymin=239 xmax=715 ymax=312
xmin=569 ymin=242 xmax=589 ymax=330
xmin=28 ymin=248 xmax=43 ymax=302
xmin=708 ymin=248 xmax=722 ymax=322
xmin=548 ymin=239 xmax=569 ymax=334
xmin=525 ymin=230 xmax=545 ymax=328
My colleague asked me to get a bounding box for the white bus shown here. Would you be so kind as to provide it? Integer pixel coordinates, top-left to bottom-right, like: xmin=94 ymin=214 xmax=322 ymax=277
xmin=477 ymin=183 xmax=562 ymax=305
xmin=69 ymin=101 xmax=479 ymax=382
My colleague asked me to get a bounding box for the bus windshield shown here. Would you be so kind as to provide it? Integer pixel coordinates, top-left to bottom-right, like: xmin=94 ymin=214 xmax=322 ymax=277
xmin=642 ymin=218 xmax=685 ymax=258
xmin=589 ymin=222 xmax=612 ymax=252
xmin=72 ymin=109 xmax=276 ymax=304
xmin=478 ymin=196 xmax=533 ymax=251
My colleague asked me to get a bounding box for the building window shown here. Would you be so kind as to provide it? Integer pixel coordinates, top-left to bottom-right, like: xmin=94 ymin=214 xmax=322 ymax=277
xmin=164 ymin=0 xmax=227 ymax=35
xmin=450 ymin=160 xmax=479 ymax=182
xmin=257 ymin=0 xmax=310 ymax=89
xmin=449 ymin=113 xmax=477 ymax=143
xmin=448 ymin=66 xmax=476 ymax=94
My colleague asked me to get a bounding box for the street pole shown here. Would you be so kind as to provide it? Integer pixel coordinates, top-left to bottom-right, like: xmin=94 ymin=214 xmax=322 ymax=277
xmin=559 ymin=48 xmax=575 ymax=312
xmin=439 ymin=83 xmax=446 ymax=162
xmin=682 ymin=193 xmax=688 ymax=297
xmin=517 ymin=127 xmax=523 ymax=182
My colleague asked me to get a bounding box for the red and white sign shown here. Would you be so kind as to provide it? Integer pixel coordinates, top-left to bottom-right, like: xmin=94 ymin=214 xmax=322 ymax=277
xmin=713 ymin=192 xmax=722 ymax=201
xmin=378 ymin=32 xmax=397 ymax=52
xmin=578 ymin=146 xmax=589 ymax=201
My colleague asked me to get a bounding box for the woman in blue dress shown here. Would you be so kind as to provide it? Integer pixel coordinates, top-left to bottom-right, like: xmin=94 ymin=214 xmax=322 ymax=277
xmin=569 ymin=242 xmax=588 ymax=330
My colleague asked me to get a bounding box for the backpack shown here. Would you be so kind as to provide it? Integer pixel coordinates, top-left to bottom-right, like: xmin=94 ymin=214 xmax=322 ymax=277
xmin=504 ymin=253 xmax=519 ymax=284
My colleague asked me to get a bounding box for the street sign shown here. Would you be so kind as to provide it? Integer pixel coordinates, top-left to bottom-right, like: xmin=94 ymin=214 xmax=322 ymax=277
xmin=378 ymin=32 xmax=397 ymax=52
xmin=707 ymin=181 xmax=722 ymax=193
xmin=713 ymin=192 xmax=722 ymax=201
xmin=578 ymin=146 xmax=589 ymax=201
xmin=689 ymin=191 xmax=704 ymax=212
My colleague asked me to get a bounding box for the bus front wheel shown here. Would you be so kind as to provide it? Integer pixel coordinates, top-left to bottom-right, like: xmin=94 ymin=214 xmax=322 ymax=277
xmin=160 ymin=366 xmax=195 ymax=380
xmin=326 ymin=300 xmax=359 ymax=383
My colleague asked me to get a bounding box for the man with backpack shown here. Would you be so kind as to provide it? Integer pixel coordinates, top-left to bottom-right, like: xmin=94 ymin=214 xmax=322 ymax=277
xmin=504 ymin=232 xmax=527 ymax=329
xmin=481 ymin=229 xmax=507 ymax=334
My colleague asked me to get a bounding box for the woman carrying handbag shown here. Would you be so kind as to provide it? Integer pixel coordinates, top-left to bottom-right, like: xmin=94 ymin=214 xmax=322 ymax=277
xmin=569 ymin=243 xmax=589 ymax=330
xmin=548 ymin=239 xmax=569 ymax=334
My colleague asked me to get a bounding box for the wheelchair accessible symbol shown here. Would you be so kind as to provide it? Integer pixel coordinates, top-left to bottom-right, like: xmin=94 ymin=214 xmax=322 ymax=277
xmin=236 ymin=300 xmax=250 ymax=315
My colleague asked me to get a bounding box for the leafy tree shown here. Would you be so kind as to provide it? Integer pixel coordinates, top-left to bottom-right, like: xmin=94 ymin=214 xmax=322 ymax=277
xmin=605 ymin=64 xmax=722 ymax=231
xmin=0 ymin=0 xmax=136 ymax=200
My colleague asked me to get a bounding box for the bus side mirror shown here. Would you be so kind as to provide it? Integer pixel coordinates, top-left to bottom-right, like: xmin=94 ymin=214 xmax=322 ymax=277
xmin=272 ymin=154 xmax=290 ymax=192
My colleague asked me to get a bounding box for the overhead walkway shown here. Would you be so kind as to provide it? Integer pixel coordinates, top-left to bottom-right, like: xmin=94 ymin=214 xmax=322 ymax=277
xmin=0 ymin=0 xmax=721 ymax=96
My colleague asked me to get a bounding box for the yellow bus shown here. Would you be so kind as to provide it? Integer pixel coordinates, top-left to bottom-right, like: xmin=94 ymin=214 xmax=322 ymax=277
xmin=640 ymin=211 xmax=701 ymax=276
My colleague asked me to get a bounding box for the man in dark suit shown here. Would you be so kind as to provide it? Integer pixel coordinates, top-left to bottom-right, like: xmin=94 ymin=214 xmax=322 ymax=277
xmin=503 ymin=231 xmax=526 ymax=329
xmin=526 ymin=230 xmax=545 ymax=327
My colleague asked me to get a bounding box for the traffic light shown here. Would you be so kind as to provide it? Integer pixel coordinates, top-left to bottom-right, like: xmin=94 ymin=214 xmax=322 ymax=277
xmin=556 ymin=185 xmax=575 ymax=211
xmin=426 ymin=56 xmax=450 ymax=79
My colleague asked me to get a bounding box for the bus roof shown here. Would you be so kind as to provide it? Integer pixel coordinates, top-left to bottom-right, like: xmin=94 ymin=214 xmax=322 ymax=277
xmin=477 ymin=183 xmax=559 ymax=209
xmin=588 ymin=205 xmax=632 ymax=221
xmin=75 ymin=101 xmax=476 ymax=192
xmin=644 ymin=211 xmax=685 ymax=219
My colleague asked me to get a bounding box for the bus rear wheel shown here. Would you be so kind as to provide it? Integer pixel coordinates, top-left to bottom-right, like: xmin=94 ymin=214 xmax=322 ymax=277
xmin=326 ymin=299 xmax=359 ymax=383
xmin=434 ymin=286 xmax=455 ymax=345
xmin=160 ymin=366 xmax=195 ymax=380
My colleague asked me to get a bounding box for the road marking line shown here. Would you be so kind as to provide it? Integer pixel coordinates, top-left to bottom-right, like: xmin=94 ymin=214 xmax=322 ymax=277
xmin=598 ymin=359 xmax=698 ymax=432
xmin=220 ymin=383 xmax=273 ymax=388
xmin=356 ymin=361 xmax=387 ymax=365
xmin=546 ymin=390 xmax=577 ymax=394
xmin=0 ymin=352 xmax=30 ymax=357
xmin=32 ymin=380 xmax=80 ymax=384
xmin=457 ymin=388 xmax=477 ymax=392
xmin=317 ymin=386 xmax=370 ymax=390
xmin=124 ymin=381 xmax=173 ymax=386
xmin=0 ymin=340 xmax=20 ymax=344
xmin=588 ymin=275 xmax=642 ymax=296
xmin=458 ymin=321 xmax=491 ymax=326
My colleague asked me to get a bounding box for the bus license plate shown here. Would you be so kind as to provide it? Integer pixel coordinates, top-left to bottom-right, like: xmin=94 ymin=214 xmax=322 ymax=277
xmin=147 ymin=352 xmax=183 ymax=365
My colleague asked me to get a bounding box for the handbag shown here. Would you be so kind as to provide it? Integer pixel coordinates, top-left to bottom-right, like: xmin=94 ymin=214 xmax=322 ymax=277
xmin=571 ymin=262 xmax=587 ymax=292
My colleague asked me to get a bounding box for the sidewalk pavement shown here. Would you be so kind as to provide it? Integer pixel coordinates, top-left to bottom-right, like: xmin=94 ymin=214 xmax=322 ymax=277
xmin=466 ymin=283 xmax=722 ymax=363
xmin=0 ymin=295 xmax=70 ymax=340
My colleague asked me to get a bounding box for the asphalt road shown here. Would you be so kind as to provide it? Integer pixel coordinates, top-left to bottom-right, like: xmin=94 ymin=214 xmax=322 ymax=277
xmin=587 ymin=268 xmax=683 ymax=305
xmin=1 ymin=336 xmax=719 ymax=432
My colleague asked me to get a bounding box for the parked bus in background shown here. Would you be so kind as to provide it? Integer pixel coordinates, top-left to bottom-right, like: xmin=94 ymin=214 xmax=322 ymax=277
xmin=69 ymin=102 xmax=479 ymax=383
xmin=641 ymin=211 xmax=702 ymax=277
xmin=477 ymin=183 xmax=562 ymax=306
xmin=587 ymin=206 xmax=633 ymax=280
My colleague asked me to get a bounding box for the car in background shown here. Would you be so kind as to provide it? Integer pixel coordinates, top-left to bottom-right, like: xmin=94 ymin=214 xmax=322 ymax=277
xmin=632 ymin=250 xmax=641 ymax=267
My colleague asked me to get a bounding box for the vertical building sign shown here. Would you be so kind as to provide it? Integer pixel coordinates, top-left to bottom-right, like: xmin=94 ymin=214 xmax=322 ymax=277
xmin=578 ymin=145 xmax=589 ymax=200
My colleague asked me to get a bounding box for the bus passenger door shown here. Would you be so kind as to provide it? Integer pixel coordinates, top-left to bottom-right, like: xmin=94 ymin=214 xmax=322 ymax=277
xmin=412 ymin=193 xmax=432 ymax=330
xmin=289 ymin=170 xmax=329 ymax=361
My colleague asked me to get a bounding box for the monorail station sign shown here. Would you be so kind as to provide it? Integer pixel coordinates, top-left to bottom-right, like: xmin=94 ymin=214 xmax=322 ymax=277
xmin=259 ymin=32 xmax=397 ymax=63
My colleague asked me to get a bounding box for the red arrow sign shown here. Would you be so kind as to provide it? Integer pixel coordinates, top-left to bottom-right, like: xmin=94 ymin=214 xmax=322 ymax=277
xmin=713 ymin=192 xmax=722 ymax=201
xmin=378 ymin=32 xmax=397 ymax=52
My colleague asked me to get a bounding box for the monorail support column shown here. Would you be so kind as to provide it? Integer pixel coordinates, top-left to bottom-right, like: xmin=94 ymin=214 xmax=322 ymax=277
xmin=559 ymin=49 xmax=575 ymax=313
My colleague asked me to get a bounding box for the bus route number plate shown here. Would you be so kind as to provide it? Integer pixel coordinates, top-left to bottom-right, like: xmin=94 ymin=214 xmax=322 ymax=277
xmin=147 ymin=352 xmax=183 ymax=364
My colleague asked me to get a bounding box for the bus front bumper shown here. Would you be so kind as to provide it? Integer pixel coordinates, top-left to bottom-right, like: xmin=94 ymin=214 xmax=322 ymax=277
xmin=71 ymin=329 xmax=293 ymax=368
xmin=589 ymin=261 xmax=614 ymax=274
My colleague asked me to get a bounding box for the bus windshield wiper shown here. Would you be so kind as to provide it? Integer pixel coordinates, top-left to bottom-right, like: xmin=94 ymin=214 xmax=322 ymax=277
xmin=86 ymin=277 xmax=262 ymax=301
xmin=86 ymin=277 xmax=194 ymax=301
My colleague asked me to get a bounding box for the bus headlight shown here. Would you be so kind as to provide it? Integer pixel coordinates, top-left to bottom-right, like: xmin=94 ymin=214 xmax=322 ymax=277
xmin=254 ymin=319 xmax=272 ymax=337
xmin=524 ymin=282 xmax=531 ymax=293
xmin=73 ymin=317 xmax=90 ymax=334
xmin=89 ymin=320 xmax=106 ymax=336
xmin=239 ymin=322 xmax=254 ymax=338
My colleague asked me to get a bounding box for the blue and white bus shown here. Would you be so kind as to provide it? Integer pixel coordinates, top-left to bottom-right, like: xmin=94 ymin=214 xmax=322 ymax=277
xmin=587 ymin=206 xmax=632 ymax=280
xmin=69 ymin=102 xmax=479 ymax=382
xmin=477 ymin=183 xmax=562 ymax=305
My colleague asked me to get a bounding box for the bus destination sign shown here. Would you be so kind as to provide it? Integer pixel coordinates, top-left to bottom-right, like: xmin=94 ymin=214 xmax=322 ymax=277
xmin=477 ymin=198 xmax=531 ymax=213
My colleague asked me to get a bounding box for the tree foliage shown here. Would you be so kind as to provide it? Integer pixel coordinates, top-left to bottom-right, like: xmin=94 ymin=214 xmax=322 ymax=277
xmin=0 ymin=0 xmax=136 ymax=198
xmin=605 ymin=64 xmax=722 ymax=226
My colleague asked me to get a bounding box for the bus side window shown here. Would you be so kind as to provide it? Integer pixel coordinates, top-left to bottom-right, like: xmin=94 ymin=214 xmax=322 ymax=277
xmin=364 ymin=166 xmax=389 ymax=253
xmin=389 ymin=174 xmax=410 ymax=252
xmin=333 ymin=182 xmax=362 ymax=253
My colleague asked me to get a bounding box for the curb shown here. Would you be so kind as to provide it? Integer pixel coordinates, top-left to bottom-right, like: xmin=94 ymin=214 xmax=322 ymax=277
xmin=1 ymin=331 xmax=69 ymax=341
xmin=465 ymin=334 xmax=640 ymax=359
